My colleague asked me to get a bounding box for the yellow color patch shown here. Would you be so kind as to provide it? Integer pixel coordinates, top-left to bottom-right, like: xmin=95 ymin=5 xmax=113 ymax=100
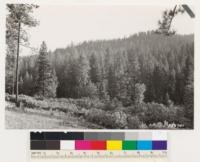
xmin=106 ymin=140 xmax=122 ymax=150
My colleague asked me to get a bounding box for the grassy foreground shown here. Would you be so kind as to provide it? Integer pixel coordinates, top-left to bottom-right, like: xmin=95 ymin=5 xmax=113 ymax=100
xmin=5 ymin=101 xmax=101 ymax=129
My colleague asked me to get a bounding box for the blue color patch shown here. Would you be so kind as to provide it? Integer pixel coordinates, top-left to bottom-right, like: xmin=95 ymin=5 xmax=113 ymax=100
xmin=137 ymin=141 xmax=152 ymax=150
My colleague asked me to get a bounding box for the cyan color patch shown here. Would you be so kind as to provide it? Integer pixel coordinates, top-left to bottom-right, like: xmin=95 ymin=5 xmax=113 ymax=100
xmin=137 ymin=141 xmax=152 ymax=150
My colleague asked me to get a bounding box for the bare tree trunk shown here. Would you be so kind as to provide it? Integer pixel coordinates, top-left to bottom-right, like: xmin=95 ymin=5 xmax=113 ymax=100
xmin=12 ymin=69 xmax=15 ymax=95
xmin=15 ymin=20 xmax=21 ymax=106
xmin=12 ymin=57 xmax=15 ymax=95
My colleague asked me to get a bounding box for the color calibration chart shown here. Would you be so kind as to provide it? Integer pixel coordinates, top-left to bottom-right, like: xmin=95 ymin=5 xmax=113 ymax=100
xmin=30 ymin=132 xmax=168 ymax=162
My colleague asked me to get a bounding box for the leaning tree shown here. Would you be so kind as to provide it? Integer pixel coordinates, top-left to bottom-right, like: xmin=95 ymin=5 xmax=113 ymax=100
xmin=155 ymin=4 xmax=195 ymax=36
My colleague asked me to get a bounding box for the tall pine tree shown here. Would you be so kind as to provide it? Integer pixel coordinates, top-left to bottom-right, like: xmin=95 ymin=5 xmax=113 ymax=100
xmin=6 ymin=4 xmax=39 ymax=105
xmin=107 ymin=65 xmax=117 ymax=99
xmin=35 ymin=42 xmax=58 ymax=98
xmin=126 ymin=49 xmax=140 ymax=104
xmin=89 ymin=53 xmax=100 ymax=84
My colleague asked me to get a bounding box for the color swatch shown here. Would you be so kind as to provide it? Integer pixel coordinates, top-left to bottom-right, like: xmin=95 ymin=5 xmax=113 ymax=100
xmin=122 ymin=140 xmax=137 ymax=150
xmin=30 ymin=132 xmax=167 ymax=151
xmin=107 ymin=140 xmax=122 ymax=150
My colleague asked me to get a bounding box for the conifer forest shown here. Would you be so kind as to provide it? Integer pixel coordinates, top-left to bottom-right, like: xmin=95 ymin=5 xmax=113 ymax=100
xmin=5 ymin=4 xmax=194 ymax=129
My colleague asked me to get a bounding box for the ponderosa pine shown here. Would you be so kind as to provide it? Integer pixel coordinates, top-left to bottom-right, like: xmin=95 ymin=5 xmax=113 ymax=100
xmin=35 ymin=42 xmax=58 ymax=98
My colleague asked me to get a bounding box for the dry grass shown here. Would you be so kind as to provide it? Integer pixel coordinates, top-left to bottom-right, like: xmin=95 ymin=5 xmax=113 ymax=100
xmin=5 ymin=102 xmax=89 ymax=129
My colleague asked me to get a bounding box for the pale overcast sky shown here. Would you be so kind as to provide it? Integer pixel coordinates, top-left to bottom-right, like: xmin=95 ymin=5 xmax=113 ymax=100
xmin=21 ymin=5 xmax=194 ymax=55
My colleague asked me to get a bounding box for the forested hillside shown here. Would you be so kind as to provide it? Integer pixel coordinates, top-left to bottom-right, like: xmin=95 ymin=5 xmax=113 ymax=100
xmin=6 ymin=31 xmax=194 ymax=129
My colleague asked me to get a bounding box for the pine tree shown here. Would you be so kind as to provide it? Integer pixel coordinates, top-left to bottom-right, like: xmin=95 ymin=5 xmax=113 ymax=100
xmin=168 ymin=69 xmax=176 ymax=100
xmin=183 ymin=54 xmax=194 ymax=123
xmin=113 ymin=51 xmax=126 ymax=100
xmin=5 ymin=53 xmax=15 ymax=94
xmin=175 ymin=64 xmax=184 ymax=104
xmin=35 ymin=42 xmax=58 ymax=98
xmin=126 ymin=49 xmax=140 ymax=104
xmin=23 ymin=71 xmax=32 ymax=95
xmin=18 ymin=76 xmax=23 ymax=94
xmin=6 ymin=7 xmax=18 ymax=94
xmin=89 ymin=53 xmax=100 ymax=84
xmin=104 ymin=48 xmax=111 ymax=78
xmin=152 ymin=65 xmax=166 ymax=103
xmin=184 ymin=54 xmax=193 ymax=85
xmin=98 ymin=54 xmax=107 ymax=99
xmin=144 ymin=70 xmax=154 ymax=103
xmin=63 ymin=53 xmax=93 ymax=98
xmin=63 ymin=53 xmax=79 ymax=98
xmin=6 ymin=4 xmax=39 ymax=105
xmin=76 ymin=54 xmax=91 ymax=97
xmin=107 ymin=65 xmax=117 ymax=99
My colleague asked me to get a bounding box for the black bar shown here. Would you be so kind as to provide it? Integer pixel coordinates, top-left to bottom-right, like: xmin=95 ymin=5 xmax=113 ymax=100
xmin=60 ymin=132 xmax=84 ymax=140
xmin=30 ymin=132 xmax=45 ymax=140
xmin=44 ymin=132 xmax=63 ymax=140
xmin=31 ymin=132 xmax=85 ymax=140
xmin=31 ymin=132 xmax=62 ymax=140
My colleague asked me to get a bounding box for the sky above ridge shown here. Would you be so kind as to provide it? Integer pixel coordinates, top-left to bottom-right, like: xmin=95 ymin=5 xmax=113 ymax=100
xmin=16 ymin=5 xmax=194 ymax=55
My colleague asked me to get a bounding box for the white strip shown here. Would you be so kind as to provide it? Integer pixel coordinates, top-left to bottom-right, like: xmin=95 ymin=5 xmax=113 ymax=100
xmin=60 ymin=140 xmax=75 ymax=150
xmin=152 ymin=132 xmax=167 ymax=140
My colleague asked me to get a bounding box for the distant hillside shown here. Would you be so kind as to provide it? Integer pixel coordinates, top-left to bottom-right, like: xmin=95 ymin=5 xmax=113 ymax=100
xmin=11 ymin=31 xmax=193 ymax=104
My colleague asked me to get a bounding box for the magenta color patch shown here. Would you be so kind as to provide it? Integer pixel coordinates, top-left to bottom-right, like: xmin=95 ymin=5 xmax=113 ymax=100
xmin=75 ymin=140 xmax=92 ymax=150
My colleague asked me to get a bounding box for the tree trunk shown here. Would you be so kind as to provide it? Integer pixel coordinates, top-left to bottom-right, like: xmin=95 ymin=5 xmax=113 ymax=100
xmin=12 ymin=58 xmax=15 ymax=95
xmin=12 ymin=70 xmax=15 ymax=95
xmin=15 ymin=20 xmax=21 ymax=106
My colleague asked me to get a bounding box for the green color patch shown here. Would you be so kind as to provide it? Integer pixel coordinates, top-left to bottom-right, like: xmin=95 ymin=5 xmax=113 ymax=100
xmin=122 ymin=141 xmax=137 ymax=150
